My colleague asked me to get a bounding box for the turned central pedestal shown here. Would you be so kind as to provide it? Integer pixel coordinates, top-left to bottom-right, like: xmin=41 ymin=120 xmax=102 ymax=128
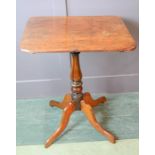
xmin=70 ymin=52 xmax=83 ymax=110
xmin=20 ymin=16 xmax=136 ymax=149
xmin=45 ymin=52 xmax=116 ymax=148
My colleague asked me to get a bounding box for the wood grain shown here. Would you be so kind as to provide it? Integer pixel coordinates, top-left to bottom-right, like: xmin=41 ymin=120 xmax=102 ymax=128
xmin=20 ymin=16 xmax=136 ymax=53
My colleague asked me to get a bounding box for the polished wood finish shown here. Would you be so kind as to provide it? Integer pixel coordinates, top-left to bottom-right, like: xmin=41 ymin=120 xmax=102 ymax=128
xmin=70 ymin=52 xmax=83 ymax=110
xmin=83 ymin=92 xmax=107 ymax=107
xmin=45 ymin=102 xmax=76 ymax=148
xmin=49 ymin=94 xmax=72 ymax=109
xmin=47 ymin=93 xmax=115 ymax=148
xmin=20 ymin=16 xmax=136 ymax=53
xmin=50 ymin=92 xmax=107 ymax=109
xmin=45 ymin=53 xmax=116 ymax=148
xmin=20 ymin=16 xmax=136 ymax=148
xmin=70 ymin=52 xmax=82 ymax=82
xmin=81 ymin=101 xmax=116 ymax=143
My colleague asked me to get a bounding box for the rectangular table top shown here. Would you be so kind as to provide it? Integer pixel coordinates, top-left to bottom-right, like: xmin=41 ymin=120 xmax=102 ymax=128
xmin=20 ymin=16 xmax=136 ymax=53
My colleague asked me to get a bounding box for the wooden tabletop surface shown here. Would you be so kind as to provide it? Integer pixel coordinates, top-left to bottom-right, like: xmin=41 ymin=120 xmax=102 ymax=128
xmin=20 ymin=16 xmax=136 ymax=53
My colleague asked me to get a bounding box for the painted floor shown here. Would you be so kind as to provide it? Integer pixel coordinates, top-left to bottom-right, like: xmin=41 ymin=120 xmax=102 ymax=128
xmin=16 ymin=92 xmax=139 ymax=146
xmin=16 ymin=139 xmax=138 ymax=155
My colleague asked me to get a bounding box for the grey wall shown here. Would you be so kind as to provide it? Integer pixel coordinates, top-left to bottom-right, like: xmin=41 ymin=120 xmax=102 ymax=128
xmin=16 ymin=0 xmax=139 ymax=98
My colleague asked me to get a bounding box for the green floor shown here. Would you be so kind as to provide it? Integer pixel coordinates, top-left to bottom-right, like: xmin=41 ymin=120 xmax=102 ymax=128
xmin=16 ymin=139 xmax=138 ymax=155
xmin=17 ymin=92 xmax=139 ymax=146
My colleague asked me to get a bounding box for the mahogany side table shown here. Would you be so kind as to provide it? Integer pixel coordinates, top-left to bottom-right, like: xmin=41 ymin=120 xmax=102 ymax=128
xmin=20 ymin=16 xmax=136 ymax=148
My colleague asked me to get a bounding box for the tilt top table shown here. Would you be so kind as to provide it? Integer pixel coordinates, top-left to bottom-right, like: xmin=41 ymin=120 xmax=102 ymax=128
xmin=20 ymin=16 xmax=136 ymax=148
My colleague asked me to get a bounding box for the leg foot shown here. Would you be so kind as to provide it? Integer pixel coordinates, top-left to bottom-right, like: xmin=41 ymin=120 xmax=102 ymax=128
xmin=81 ymin=100 xmax=116 ymax=143
xmin=45 ymin=102 xmax=76 ymax=148
xmin=83 ymin=92 xmax=107 ymax=107
xmin=49 ymin=94 xmax=72 ymax=109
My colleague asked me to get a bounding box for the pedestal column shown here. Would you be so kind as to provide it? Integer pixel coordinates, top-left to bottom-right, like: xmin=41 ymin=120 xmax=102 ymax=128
xmin=70 ymin=52 xmax=83 ymax=110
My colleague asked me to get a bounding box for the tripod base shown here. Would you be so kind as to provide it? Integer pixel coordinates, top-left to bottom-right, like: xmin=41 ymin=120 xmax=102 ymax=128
xmin=45 ymin=92 xmax=116 ymax=148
